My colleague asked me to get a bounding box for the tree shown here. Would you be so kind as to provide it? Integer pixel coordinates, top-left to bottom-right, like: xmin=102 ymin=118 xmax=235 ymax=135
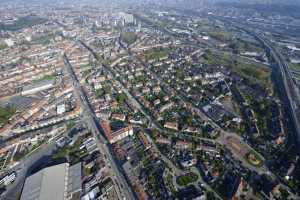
xmin=116 ymin=93 xmax=126 ymax=104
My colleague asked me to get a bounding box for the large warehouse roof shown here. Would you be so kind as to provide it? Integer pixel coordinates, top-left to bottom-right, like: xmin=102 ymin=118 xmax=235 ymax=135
xmin=20 ymin=163 xmax=68 ymax=200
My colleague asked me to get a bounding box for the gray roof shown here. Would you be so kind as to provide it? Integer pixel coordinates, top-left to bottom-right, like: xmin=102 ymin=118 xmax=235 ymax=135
xmin=22 ymin=79 xmax=55 ymax=92
xmin=67 ymin=162 xmax=82 ymax=194
xmin=21 ymin=163 xmax=68 ymax=200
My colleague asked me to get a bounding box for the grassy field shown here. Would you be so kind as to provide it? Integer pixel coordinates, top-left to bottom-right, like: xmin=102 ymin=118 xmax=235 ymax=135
xmin=32 ymin=34 xmax=51 ymax=45
xmin=95 ymin=89 xmax=104 ymax=99
xmin=244 ymin=150 xmax=263 ymax=167
xmin=0 ymin=41 xmax=8 ymax=50
xmin=66 ymin=120 xmax=76 ymax=130
xmin=202 ymin=51 xmax=272 ymax=89
xmin=52 ymin=137 xmax=87 ymax=164
xmin=208 ymin=31 xmax=232 ymax=42
xmin=0 ymin=106 xmax=16 ymax=127
xmin=176 ymin=172 xmax=198 ymax=186
xmin=33 ymin=74 xmax=56 ymax=83
xmin=232 ymin=61 xmax=272 ymax=88
xmin=229 ymin=40 xmax=262 ymax=53
xmin=289 ymin=63 xmax=300 ymax=71
xmin=145 ymin=48 xmax=169 ymax=60
xmin=121 ymin=32 xmax=137 ymax=45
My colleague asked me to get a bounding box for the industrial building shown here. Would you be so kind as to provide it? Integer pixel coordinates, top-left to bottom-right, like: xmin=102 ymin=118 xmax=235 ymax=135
xmin=20 ymin=162 xmax=82 ymax=200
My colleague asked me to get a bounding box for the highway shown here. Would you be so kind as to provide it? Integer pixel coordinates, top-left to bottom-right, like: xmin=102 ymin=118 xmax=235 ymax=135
xmin=120 ymin=16 xmax=300 ymax=197
xmin=256 ymin=35 xmax=300 ymax=151
xmin=63 ymin=54 xmax=136 ymax=200
xmin=134 ymin=13 xmax=270 ymax=69
xmin=240 ymin=28 xmax=300 ymax=200
xmin=79 ymin=19 xmax=299 ymax=196
xmin=207 ymin=16 xmax=300 ymax=196
xmin=212 ymin=15 xmax=300 ymax=153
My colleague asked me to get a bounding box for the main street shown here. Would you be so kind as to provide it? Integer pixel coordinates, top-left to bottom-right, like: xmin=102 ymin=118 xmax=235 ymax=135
xmin=63 ymin=54 xmax=136 ymax=200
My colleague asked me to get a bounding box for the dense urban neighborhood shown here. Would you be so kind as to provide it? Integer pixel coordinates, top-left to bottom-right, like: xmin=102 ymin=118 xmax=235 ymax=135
xmin=0 ymin=0 xmax=300 ymax=200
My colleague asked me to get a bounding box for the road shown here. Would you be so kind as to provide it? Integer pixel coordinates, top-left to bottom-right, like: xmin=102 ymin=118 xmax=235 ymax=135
xmin=63 ymin=54 xmax=136 ymax=200
xmin=80 ymin=38 xmax=226 ymax=199
xmin=215 ymin=15 xmax=300 ymax=152
xmin=208 ymin=16 xmax=300 ymax=154
xmin=257 ymin=35 xmax=300 ymax=151
xmin=125 ymin=41 xmax=269 ymax=175
xmin=134 ymin=13 xmax=270 ymax=69
xmin=206 ymin=16 xmax=300 ymax=197
xmin=120 ymin=18 xmax=300 ymax=196
xmin=80 ymin=23 xmax=299 ymax=197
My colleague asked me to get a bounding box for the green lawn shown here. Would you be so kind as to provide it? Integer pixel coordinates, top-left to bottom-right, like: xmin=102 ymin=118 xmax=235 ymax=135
xmin=229 ymin=40 xmax=262 ymax=54
xmin=33 ymin=74 xmax=56 ymax=83
xmin=145 ymin=48 xmax=169 ymax=60
xmin=95 ymin=89 xmax=104 ymax=99
xmin=52 ymin=137 xmax=87 ymax=164
xmin=232 ymin=61 xmax=272 ymax=87
xmin=176 ymin=172 xmax=199 ymax=186
xmin=32 ymin=35 xmax=51 ymax=45
xmin=0 ymin=106 xmax=16 ymax=127
xmin=244 ymin=150 xmax=263 ymax=167
xmin=66 ymin=121 xmax=76 ymax=130
xmin=0 ymin=41 xmax=8 ymax=50
xmin=116 ymin=93 xmax=126 ymax=104
xmin=202 ymin=51 xmax=272 ymax=89
xmin=208 ymin=31 xmax=232 ymax=42
xmin=121 ymin=32 xmax=137 ymax=45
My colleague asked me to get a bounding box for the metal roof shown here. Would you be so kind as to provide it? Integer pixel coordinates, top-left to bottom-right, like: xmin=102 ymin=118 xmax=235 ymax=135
xmin=67 ymin=162 xmax=82 ymax=194
xmin=20 ymin=163 xmax=68 ymax=200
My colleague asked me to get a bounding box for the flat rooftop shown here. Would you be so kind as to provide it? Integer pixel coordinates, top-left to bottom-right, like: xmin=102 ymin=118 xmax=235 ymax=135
xmin=20 ymin=163 xmax=68 ymax=200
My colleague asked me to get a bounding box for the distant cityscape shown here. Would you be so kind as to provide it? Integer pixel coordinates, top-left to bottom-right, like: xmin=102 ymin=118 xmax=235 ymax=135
xmin=0 ymin=1 xmax=300 ymax=200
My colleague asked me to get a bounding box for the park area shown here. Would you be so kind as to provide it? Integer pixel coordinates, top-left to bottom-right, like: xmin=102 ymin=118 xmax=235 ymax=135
xmin=0 ymin=106 xmax=16 ymax=128
xmin=121 ymin=32 xmax=137 ymax=45
xmin=176 ymin=172 xmax=199 ymax=187
xmin=245 ymin=151 xmax=263 ymax=167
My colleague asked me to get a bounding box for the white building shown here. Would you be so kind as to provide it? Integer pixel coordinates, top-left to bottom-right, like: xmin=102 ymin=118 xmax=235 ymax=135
xmin=119 ymin=12 xmax=134 ymax=25
xmin=4 ymin=38 xmax=14 ymax=47
xmin=0 ymin=172 xmax=16 ymax=186
xmin=57 ymin=104 xmax=66 ymax=115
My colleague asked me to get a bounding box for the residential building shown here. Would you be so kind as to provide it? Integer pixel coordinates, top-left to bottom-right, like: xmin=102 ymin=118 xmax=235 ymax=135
xmin=101 ymin=121 xmax=133 ymax=144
